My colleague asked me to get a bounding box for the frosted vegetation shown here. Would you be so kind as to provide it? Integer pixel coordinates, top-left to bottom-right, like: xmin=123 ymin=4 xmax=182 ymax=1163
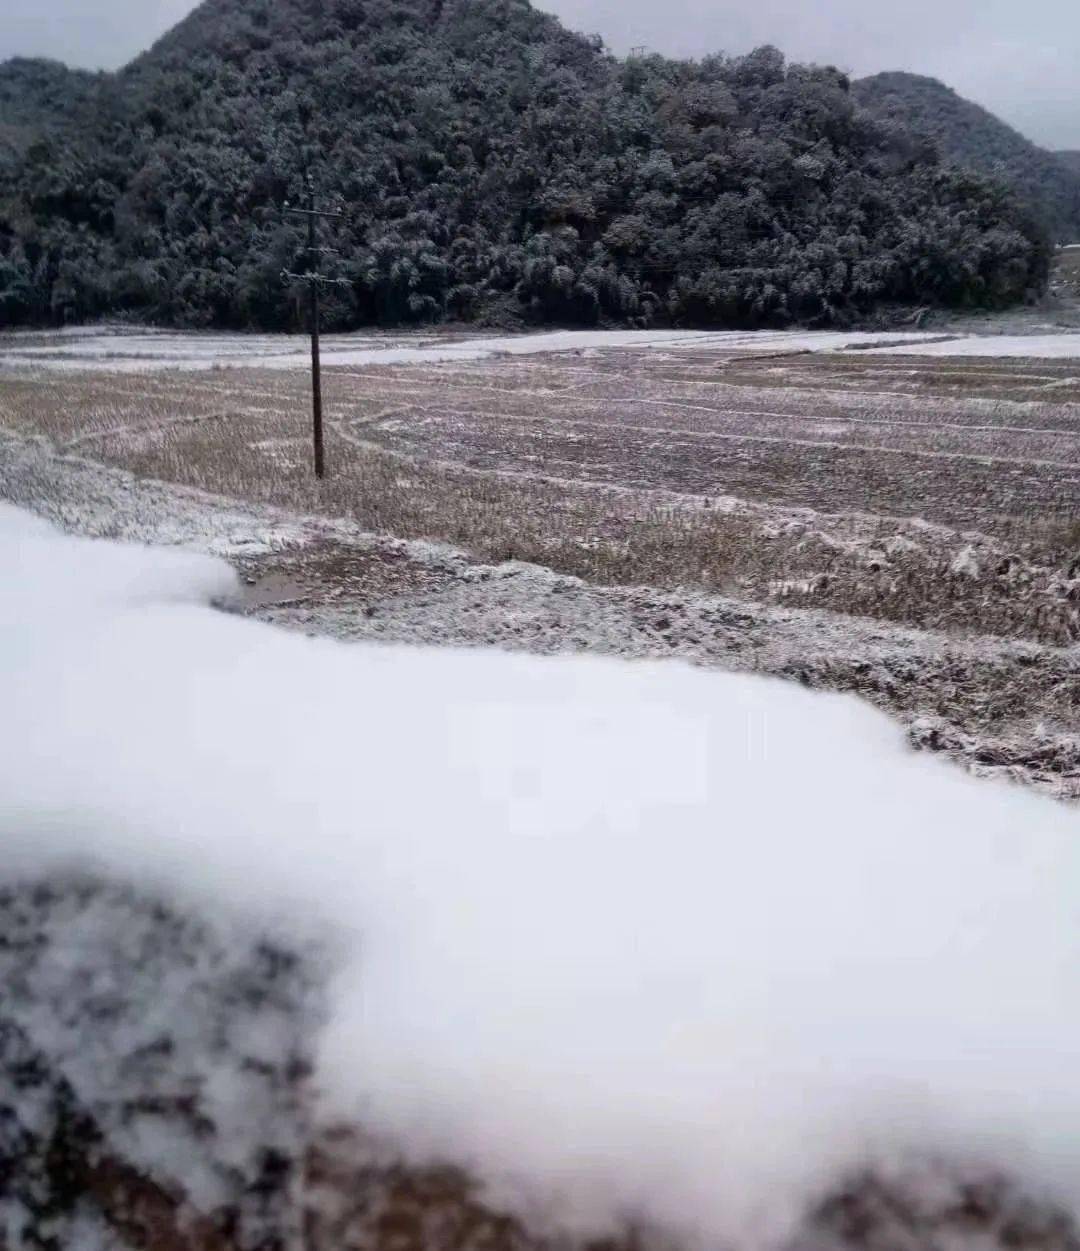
xmin=0 ymin=0 xmax=1054 ymax=331
xmin=854 ymin=74 xmax=1080 ymax=244
xmin=4 ymin=504 xmax=1080 ymax=1246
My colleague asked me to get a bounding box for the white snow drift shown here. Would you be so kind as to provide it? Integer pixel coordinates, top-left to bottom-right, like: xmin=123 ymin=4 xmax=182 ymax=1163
xmin=3 ymin=503 xmax=1080 ymax=1246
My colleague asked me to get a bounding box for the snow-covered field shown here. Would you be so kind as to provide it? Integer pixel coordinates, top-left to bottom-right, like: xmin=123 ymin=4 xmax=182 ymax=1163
xmin=867 ymin=334 xmax=1080 ymax=358
xmin=2 ymin=422 xmax=1075 ymax=801
xmin=4 ymin=314 xmax=1080 ymax=1245
xmin=4 ymin=324 xmax=1080 ymax=374
xmin=0 ymin=325 xmax=970 ymax=372
xmin=4 ymin=506 xmax=1080 ymax=1248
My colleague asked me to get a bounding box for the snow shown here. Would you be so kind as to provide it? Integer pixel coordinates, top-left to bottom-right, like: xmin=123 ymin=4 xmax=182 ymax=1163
xmin=5 ymin=325 xmax=1080 ymax=373
xmin=950 ymin=544 xmax=982 ymax=577
xmin=4 ymin=508 xmax=1080 ymax=1246
xmin=0 ymin=501 xmax=240 ymax=613
xmin=0 ymin=429 xmax=323 ymax=557
xmin=868 ymin=333 xmax=1080 ymax=358
xmin=0 ymin=326 xmax=949 ymax=373
xmin=0 ymin=878 xmax=316 ymax=1234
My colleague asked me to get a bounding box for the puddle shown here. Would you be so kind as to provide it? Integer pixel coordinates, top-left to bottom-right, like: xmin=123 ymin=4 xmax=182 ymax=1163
xmin=240 ymin=572 xmax=310 ymax=608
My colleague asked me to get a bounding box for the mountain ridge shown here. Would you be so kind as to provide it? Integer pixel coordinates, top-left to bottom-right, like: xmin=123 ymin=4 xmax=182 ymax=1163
xmin=0 ymin=0 xmax=1054 ymax=329
xmin=854 ymin=71 xmax=1080 ymax=241
xmin=0 ymin=56 xmax=104 ymax=161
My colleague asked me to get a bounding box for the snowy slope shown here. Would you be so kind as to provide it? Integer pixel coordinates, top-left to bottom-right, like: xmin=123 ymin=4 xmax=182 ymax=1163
xmin=3 ymin=507 xmax=1080 ymax=1247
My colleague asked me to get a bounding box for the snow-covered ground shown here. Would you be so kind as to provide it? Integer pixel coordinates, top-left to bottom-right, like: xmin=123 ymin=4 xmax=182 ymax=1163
xmin=0 ymin=326 xmax=953 ymax=372
xmin=4 ymin=324 xmax=1080 ymax=373
xmin=4 ymin=505 xmax=1080 ymax=1247
xmin=867 ymin=334 xmax=1080 ymax=358
xmin=2 ymin=423 xmax=1075 ymax=800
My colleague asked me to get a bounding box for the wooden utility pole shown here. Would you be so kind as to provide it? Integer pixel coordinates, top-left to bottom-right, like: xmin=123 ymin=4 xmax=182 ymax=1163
xmin=283 ymin=176 xmax=347 ymax=480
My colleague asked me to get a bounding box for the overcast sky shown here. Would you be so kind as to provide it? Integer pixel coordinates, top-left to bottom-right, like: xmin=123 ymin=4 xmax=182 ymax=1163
xmin=2 ymin=0 xmax=1077 ymax=150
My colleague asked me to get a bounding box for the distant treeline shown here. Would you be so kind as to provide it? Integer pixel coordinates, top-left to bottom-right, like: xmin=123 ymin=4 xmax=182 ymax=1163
xmin=0 ymin=0 xmax=1055 ymax=331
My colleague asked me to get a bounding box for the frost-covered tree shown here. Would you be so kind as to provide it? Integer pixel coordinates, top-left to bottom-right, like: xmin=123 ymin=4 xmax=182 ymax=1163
xmin=0 ymin=0 xmax=1053 ymax=330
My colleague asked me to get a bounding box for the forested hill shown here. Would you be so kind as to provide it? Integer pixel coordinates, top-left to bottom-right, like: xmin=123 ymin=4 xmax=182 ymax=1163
xmin=854 ymin=72 xmax=1080 ymax=243
xmin=0 ymin=59 xmax=102 ymax=161
xmin=0 ymin=58 xmax=101 ymax=129
xmin=0 ymin=0 xmax=1053 ymax=331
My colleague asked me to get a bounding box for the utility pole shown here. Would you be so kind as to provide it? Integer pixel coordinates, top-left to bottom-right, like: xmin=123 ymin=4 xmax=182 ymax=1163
xmin=283 ymin=175 xmax=348 ymax=480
